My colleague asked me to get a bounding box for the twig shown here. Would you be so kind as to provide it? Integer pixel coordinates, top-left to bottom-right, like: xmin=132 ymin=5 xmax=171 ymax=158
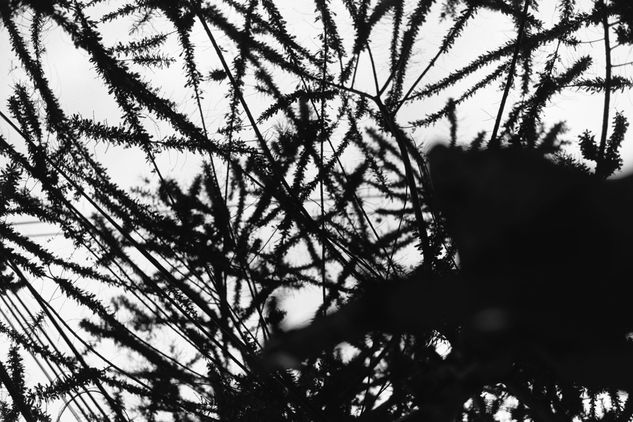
xmin=366 ymin=43 xmax=381 ymax=95
xmin=597 ymin=0 xmax=613 ymax=178
xmin=379 ymin=53 xmax=406 ymax=97
xmin=375 ymin=101 xmax=431 ymax=271
xmin=8 ymin=263 xmax=129 ymax=422
xmin=320 ymin=15 xmax=328 ymax=308
xmin=195 ymin=10 xmax=382 ymax=284
xmin=489 ymin=0 xmax=531 ymax=147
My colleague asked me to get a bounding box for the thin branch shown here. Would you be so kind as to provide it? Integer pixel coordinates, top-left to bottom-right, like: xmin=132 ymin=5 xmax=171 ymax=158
xmin=320 ymin=18 xmax=328 ymax=308
xmin=379 ymin=53 xmax=406 ymax=97
xmin=366 ymin=43 xmax=381 ymax=95
xmin=0 ymin=294 xmax=96 ymax=421
xmin=395 ymin=7 xmax=475 ymax=114
xmin=577 ymin=37 xmax=605 ymax=44
xmin=612 ymin=60 xmax=633 ymax=67
xmin=597 ymin=0 xmax=612 ymax=178
xmin=8 ymin=263 xmax=129 ymax=422
xmin=195 ymin=9 xmax=382 ymax=284
xmin=489 ymin=0 xmax=531 ymax=147
xmin=375 ymin=100 xmax=431 ymax=272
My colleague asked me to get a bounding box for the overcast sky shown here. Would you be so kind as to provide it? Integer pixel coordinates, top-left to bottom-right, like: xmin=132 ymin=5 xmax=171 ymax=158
xmin=0 ymin=0 xmax=632 ymax=386
xmin=1 ymin=2 xmax=633 ymax=420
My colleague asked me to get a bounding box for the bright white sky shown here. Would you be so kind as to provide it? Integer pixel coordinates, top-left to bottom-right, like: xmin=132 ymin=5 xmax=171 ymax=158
xmin=1 ymin=1 xmax=632 ymax=179
xmin=0 ymin=0 xmax=632 ymax=345
xmin=1 ymin=0 xmax=632 ymax=329
xmin=0 ymin=1 xmax=632 ymax=419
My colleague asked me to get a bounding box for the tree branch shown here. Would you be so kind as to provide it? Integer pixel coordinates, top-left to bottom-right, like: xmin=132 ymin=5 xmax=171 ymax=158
xmin=597 ymin=0 xmax=613 ymax=178
xmin=489 ymin=0 xmax=531 ymax=147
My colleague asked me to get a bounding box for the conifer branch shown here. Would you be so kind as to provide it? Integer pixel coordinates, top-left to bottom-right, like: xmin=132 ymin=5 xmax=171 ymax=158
xmin=375 ymin=101 xmax=431 ymax=271
xmin=490 ymin=0 xmax=531 ymax=147
xmin=597 ymin=0 xmax=613 ymax=178
xmin=0 ymin=360 xmax=37 ymax=422
xmin=195 ymin=8 xmax=382 ymax=283
xmin=8 ymin=262 xmax=127 ymax=421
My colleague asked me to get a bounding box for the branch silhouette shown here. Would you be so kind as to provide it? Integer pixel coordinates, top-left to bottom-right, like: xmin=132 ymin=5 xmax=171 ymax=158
xmin=264 ymin=145 xmax=633 ymax=390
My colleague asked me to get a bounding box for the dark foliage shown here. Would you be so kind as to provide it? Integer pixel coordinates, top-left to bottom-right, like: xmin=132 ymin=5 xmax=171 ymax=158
xmin=0 ymin=0 xmax=631 ymax=421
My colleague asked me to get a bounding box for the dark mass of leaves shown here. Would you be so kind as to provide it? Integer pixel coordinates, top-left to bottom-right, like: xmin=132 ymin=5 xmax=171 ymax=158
xmin=0 ymin=0 xmax=630 ymax=421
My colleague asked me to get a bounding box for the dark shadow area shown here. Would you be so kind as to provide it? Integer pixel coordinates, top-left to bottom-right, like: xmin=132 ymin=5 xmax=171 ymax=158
xmin=264 ymin=145 xmax=633 ymax=420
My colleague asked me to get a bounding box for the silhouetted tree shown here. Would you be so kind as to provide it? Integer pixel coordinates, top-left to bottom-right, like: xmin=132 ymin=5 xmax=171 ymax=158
xmin=0 ymin=0 xmax=631 ymax=421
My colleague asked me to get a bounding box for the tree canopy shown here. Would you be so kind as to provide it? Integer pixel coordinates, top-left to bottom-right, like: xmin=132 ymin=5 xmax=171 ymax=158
xmin=0 ymin=0 xmax=632 ymax=421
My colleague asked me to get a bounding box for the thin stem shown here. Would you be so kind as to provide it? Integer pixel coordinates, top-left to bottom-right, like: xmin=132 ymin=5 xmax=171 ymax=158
xmin=195 ymin=11 xmax=381 ymax=284
xmin=0 ymin=110 xmax=252 ymax=372
xmin=613 ymin=60 xmax=633 ymax=67
xmin=379 ymin=53 xmax=405 ymax=97
xmin=301 ymin=66 xmax=376 ymax=101
xmin=320 ymin=19 xmax=328 ymax=308
xmin=0 ymin=294 xmax=95 ymax=421
xmin=350 ymin=52 xmax=360 ymax=88
xmin=366 ymin=43 xmax=381 ymax=95
xmin=489 ymin=0 xmax=531 ymax=147
xmin=395 ymin=7 xmax=474 ymax=113
xmin=375 ymin=100 xmax=431 ymax=272
xmin=11 ymin=268 xmax=224 ymax=421
xmin=279 ymin=38 xmax=395 ymax=275
xmin=597 ymin=0 xmax=612 ymax=178
xmin=8 ymin=263 xmax=127 ymax=422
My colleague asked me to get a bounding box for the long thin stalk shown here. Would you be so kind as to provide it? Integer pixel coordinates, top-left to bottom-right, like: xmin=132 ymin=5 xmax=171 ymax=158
xmin=489 ymin=0 xmax=531 ymax=147
xmin=0 ymin=295 xmax=95 ymax=421
xmin=375 ymin=101 xmax=431 ymax=271
xmin=8 ymin=263 xmax=127 ymax=422
xmin=597 ymin=0 xmax=612 ymax=178
xmin=395 ymin=7 xmax=475 ymax=114
xmin=288 ymin=51 xmax=395 ymax=277
xmin=0 ymin=111 xmax=252 ymax=373
xmin=195 ymin=9 xmax=380 ymax=283
xmin=320 ymin=20 xmax=328 ymax=307
xmin=366 ymin=43 xmax=381 ymax=94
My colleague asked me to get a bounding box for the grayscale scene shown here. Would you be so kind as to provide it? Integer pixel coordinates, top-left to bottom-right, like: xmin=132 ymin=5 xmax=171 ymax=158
xmin=1 ymin=0 xmax=633 ymax=420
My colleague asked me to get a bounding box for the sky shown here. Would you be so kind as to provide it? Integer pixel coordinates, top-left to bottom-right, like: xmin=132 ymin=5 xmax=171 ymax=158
xmin=1 ymin=0 xmax=632 ymax=348
xmin=0 ymin=1 xmax=633 ymax=419
xmin=1 ymin=0 xmax=632 ymax=337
